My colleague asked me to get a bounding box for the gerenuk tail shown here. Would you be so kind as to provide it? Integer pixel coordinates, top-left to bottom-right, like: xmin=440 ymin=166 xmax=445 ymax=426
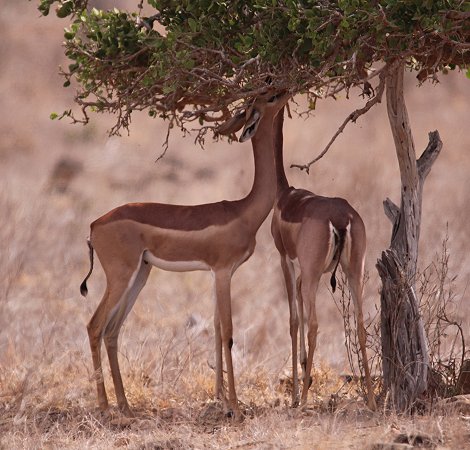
xmin=80 ymin=238 xmax=94 ymax=297
xmin=329 ymin=227 xmax=347 ymax=293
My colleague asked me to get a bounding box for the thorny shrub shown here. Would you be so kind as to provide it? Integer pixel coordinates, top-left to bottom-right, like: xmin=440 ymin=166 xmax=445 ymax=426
xmin=335 ymin=231 xmax=467 ymax=407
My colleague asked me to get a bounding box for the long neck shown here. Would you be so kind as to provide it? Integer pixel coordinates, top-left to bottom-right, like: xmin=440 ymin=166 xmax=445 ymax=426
xmin=273 ymin=106 xmax=289 ymax=193
xmin=240 ymin=113 xmax=277 ymax=228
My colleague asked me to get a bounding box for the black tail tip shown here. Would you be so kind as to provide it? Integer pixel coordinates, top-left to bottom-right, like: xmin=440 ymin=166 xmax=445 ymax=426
xmin=330 ymin=274 xmax=337 ymax=293
xmin=80 ymin=281 xmax=88 ymax=297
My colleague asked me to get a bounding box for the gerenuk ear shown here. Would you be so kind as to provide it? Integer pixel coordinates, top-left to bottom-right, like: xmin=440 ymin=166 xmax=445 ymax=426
xmin=215 ymin=110 xmax=246 ymax=137
xmin=239 ymin=109 xmax=261 ymax=143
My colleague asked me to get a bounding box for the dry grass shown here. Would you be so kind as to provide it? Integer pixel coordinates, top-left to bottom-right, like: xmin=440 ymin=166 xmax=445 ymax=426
xmin=1 ymin=1 xmax=470 ymax=448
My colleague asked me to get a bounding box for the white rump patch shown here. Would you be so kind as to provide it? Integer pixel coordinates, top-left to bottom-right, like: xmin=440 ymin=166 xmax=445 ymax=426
xmin=324 ymin=222 xmax=337 ymax=272
xmin=325 ymin=221 xmax=352 ymax=272
xmin=143 ymin=250 xmax=210 ymax=272
xmin=342 ymin=222 xmax=352 ymax=265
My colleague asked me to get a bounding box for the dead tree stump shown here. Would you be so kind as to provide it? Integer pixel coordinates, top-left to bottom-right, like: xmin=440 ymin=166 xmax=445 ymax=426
xmin=376 ymin=64 xmax=442 ymax=411
xmin=377 ymin=249 xmax=429 ymax=410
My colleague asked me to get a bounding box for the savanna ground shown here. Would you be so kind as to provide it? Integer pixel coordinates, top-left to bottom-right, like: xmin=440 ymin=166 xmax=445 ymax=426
xmin=1 ymin=2 xmax=470 ymax=449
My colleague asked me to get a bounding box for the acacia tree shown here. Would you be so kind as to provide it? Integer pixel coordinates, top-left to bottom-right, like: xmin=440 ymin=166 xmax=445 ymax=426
xmin=39 ymin=0 xmax=469 ymax=411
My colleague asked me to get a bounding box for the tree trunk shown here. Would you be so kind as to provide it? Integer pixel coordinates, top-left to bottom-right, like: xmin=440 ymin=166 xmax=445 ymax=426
xmin=376 ymin=63 xmax=442 ymax=411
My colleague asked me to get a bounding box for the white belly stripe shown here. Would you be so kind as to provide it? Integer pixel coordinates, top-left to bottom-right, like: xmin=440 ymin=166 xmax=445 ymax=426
xmin=143 ymin=250 xmax=210 ymax=272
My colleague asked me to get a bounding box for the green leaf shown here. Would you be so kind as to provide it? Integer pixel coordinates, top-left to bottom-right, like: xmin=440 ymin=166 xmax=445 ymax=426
xmin=64 ymin=30 xmax=75 ymax=40
xmin=68 ymin=63 xmax=79 ymax=73
xmin=188 ymin=18 xmax=198 ymax=33
xmin=183 ymin=58 xmax=196 ymax=69
xmin=38 ymin=0 xmax=52 ymax=16
xmin=56 ymin=1 xmax=73 ymax=18
xmin=50 ymin=112 xmax=58 ymax=120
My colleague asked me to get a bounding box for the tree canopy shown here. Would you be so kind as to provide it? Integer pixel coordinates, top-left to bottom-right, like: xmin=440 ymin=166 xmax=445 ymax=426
xmin=39 ymin=0 xmax=469 ymax=136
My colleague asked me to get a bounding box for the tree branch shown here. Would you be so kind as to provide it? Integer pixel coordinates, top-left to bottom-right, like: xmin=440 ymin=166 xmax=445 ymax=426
xmin=417 ymin=130 xmax=443 ymax=182
xmin=383 ymin=197 xmax=400 ymax=224
xmin=290 ymin=67 xmax=388 ymax=173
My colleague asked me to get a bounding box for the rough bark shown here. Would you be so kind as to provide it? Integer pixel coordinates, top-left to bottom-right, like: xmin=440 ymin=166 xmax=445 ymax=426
xmin=377 ymin=63 xmax=443 ymax=411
